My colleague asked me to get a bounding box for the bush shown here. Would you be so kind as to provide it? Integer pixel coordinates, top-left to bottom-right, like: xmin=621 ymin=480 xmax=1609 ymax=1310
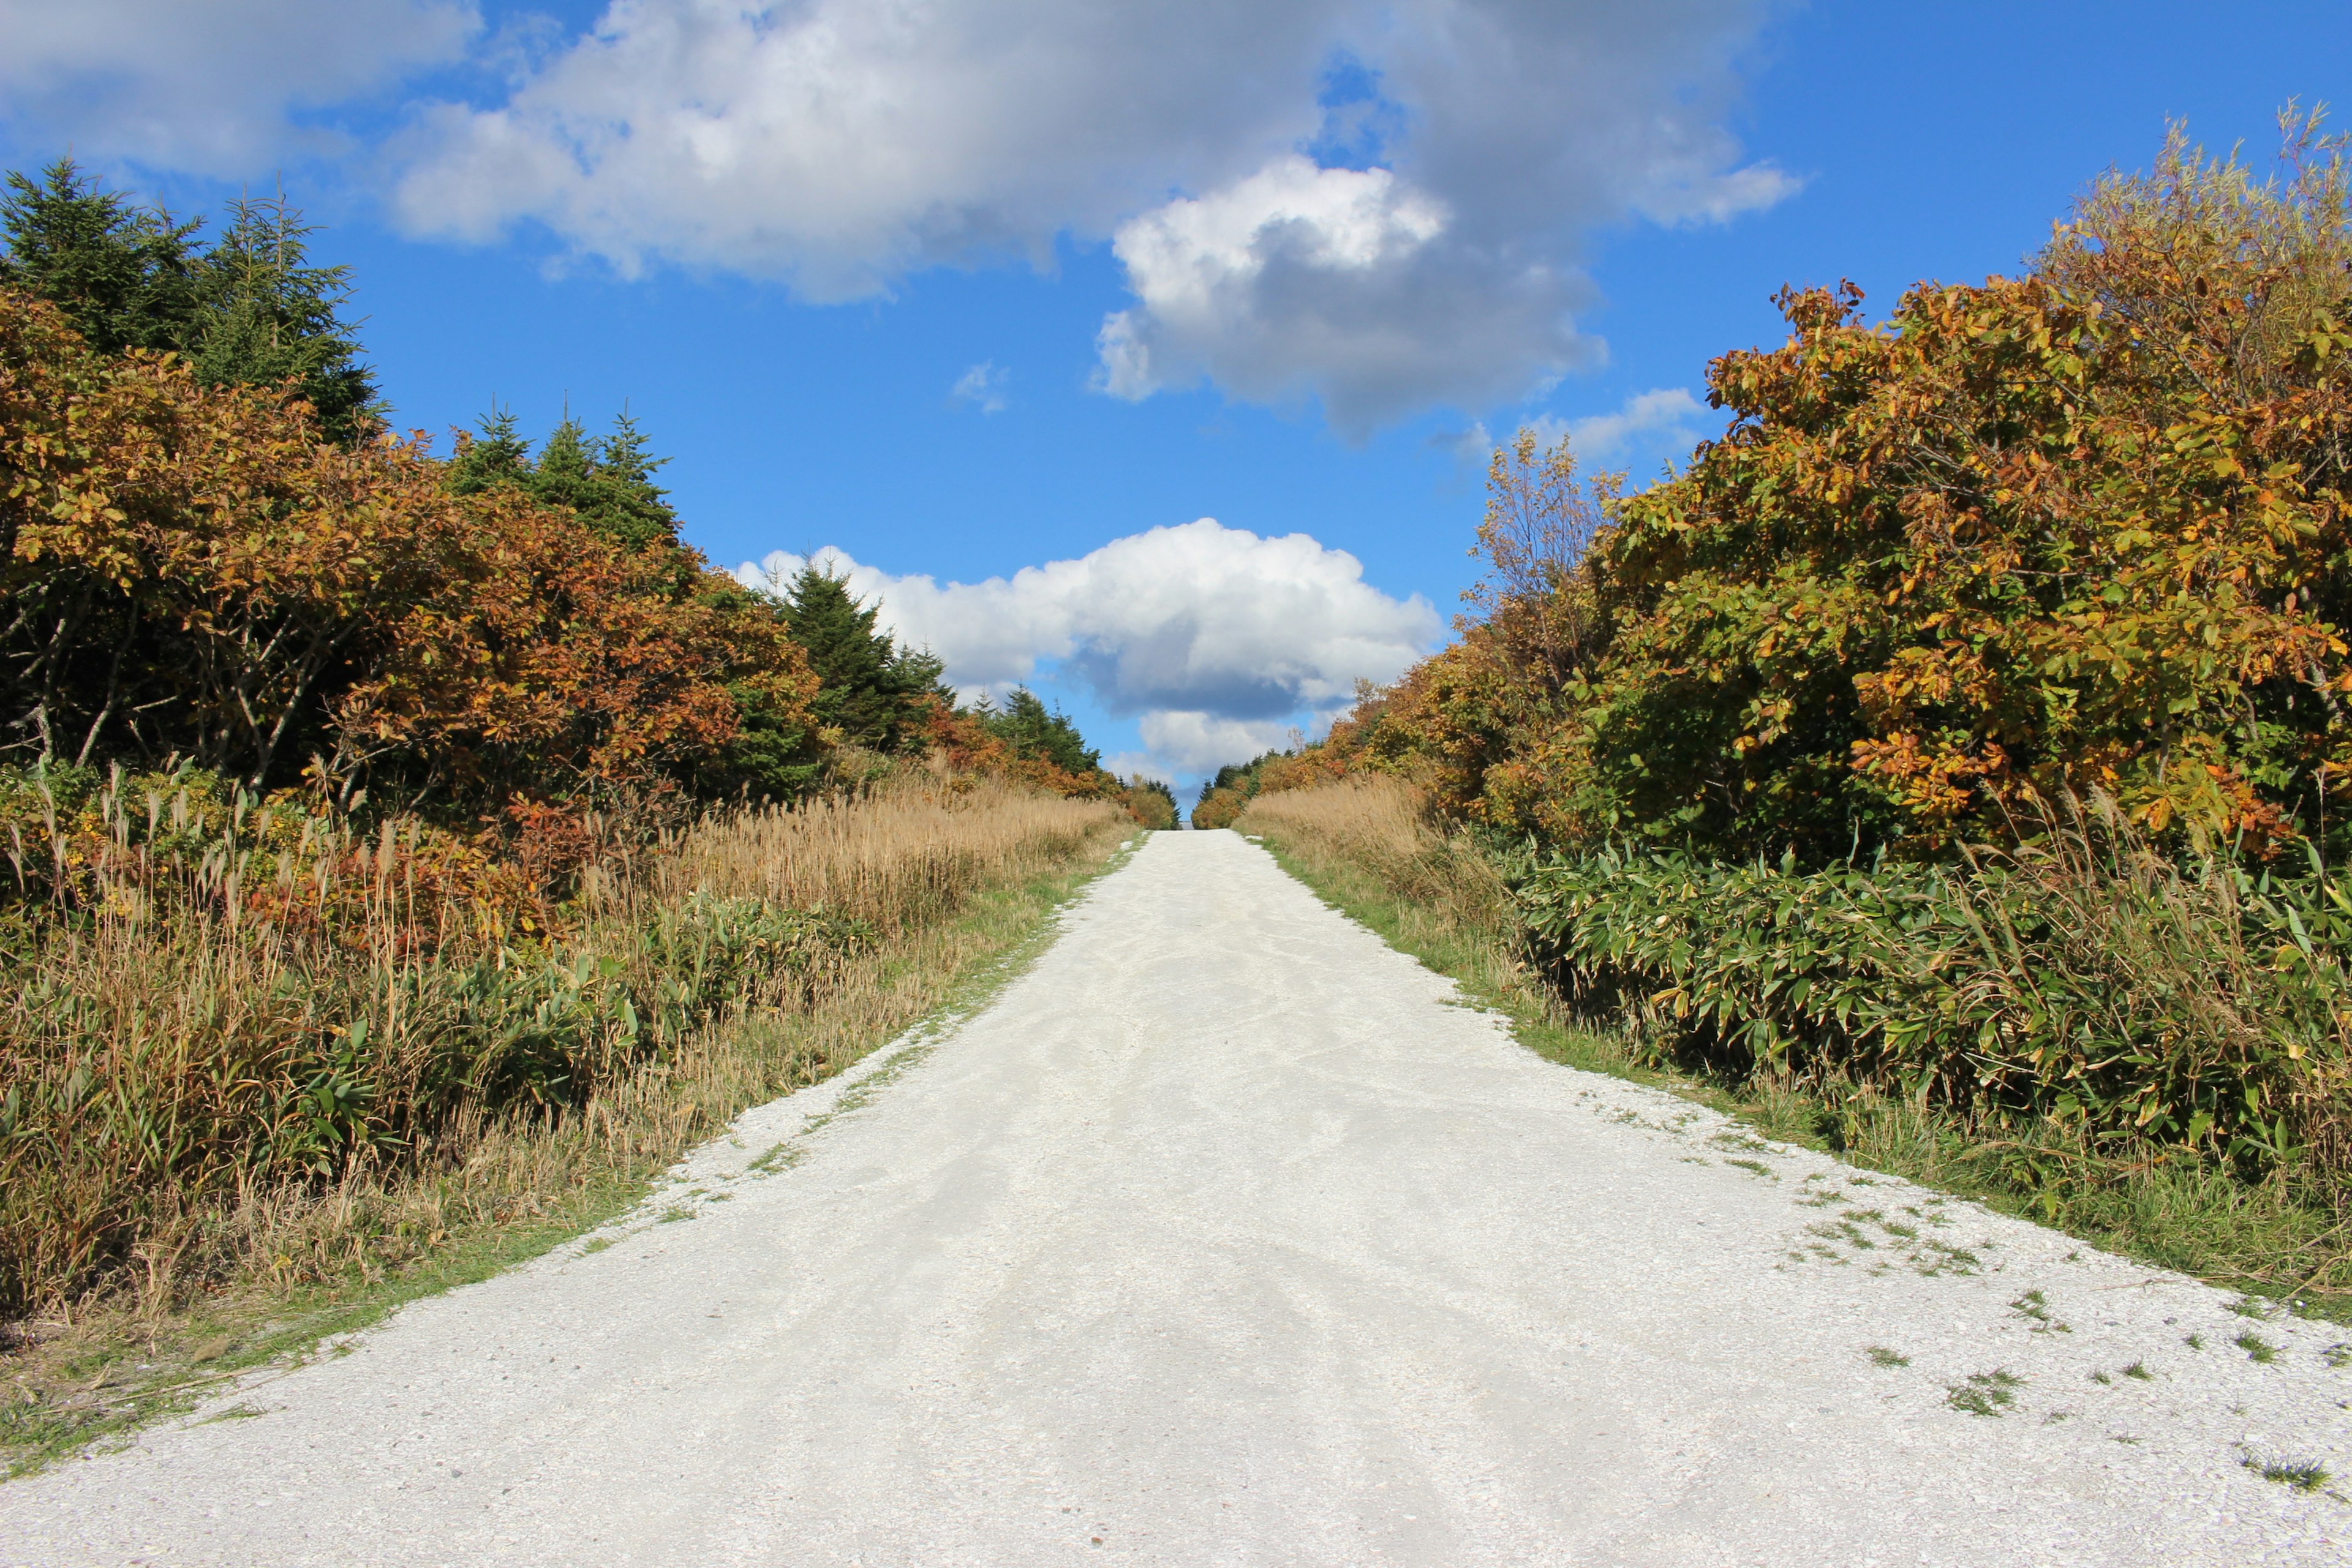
xmin=1519 ymin=797 xmax=2351 ymax=1179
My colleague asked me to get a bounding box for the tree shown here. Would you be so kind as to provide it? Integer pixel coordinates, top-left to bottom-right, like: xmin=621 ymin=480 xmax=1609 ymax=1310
xmin=0 ymin=287 xmax=819 ymax=804
xmin=778 ymin=564 xmax=943 ymax=750
xmin=187 ymin=187 xmax=380 ymax=445
xmin=448 ymin=407 xmax=683 ymax=554
xmin=446 ymin=407 xmax=533 ymax=495
xmin=0 ymin=158 xmax=200 ymax=355
xmin=982 ymin=688 xmax=1100 ymax=774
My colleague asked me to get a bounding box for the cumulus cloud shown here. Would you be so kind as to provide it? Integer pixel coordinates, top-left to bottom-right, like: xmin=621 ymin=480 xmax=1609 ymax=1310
xmin=949 ymin=361 xmax=1009 ymax=414
xmin=6 ymin=2 xmax=1795 ymax=428
xmin=0 ymin=0 xmax=477 ymax=171
xmin=1566 ymin=387 xmax=1710 ymax=461
xmin=1095 ymin=155 xmax=1597 ymax=434
xmin=738 ymin=519 xmax=1438 ymax=774
xmin=1136 ymin=714 xmax=1302 ymax=776
xmin=1439 ymin=386 xmax=1714 ymax=472
xmin=383 ymin=0 xmax=1792 ymax=425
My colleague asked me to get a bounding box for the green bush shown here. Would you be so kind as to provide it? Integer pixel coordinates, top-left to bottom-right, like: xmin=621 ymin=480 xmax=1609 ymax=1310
xmin=1518 ymin=804 xmax=2351 ymax=1178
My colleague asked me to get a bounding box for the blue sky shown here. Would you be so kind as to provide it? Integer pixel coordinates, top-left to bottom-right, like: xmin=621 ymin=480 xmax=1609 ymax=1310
xmin=4 ymin=0 xmax=2346 ymax=789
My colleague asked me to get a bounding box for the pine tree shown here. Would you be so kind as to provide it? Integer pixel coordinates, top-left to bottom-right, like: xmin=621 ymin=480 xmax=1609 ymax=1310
xmin=187 ymin=186 xmax=381 ymax=444
xmin=780 ymin=564 xmax=939 ymax=750
xmin=0 ymin=158 xmax=200 ymax=354
xmin=445 ymin=405 xmax=685 ymax=558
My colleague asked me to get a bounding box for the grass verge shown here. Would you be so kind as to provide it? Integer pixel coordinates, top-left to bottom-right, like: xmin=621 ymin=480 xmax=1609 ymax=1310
xmin=1234 ymin=780 xmax=2351 ymax=1325
xmin=1 ymin=820 xmax=1138 ymax=1480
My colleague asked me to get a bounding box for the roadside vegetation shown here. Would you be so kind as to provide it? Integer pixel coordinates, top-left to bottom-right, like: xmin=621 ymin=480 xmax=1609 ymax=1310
xmin=1224 ymin=113 xmax=2352 ymax=1317
xmin=0 ymin=159 xmax=1161 ymax=1468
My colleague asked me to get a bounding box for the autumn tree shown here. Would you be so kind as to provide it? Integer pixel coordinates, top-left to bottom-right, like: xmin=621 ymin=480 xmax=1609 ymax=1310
xmin=0 ymin=287 xmax=816 ymax=805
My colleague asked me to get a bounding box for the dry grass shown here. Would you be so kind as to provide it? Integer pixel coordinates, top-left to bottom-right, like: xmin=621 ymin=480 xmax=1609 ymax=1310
xmin=2 ymin=776 xmax=1129 ymax=1472
xmin=1236 ymin=776 xmax=1515 ymax=943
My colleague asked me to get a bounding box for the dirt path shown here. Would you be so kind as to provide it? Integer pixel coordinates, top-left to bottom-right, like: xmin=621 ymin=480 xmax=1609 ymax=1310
xmin=6 ymin=830 xmax=2348 ymax=1565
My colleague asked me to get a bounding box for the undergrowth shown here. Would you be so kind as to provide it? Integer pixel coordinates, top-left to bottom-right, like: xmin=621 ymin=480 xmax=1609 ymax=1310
xmin=2 ymin=780 xmax=1133 ymax=1477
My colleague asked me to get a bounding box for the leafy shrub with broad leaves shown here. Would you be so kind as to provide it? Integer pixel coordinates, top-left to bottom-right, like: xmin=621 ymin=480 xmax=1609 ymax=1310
xmin=1519 ymin=801 xmax=2350 ymax=1176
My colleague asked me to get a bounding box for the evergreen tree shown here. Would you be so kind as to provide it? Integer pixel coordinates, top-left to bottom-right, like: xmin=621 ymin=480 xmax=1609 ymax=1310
xmin=446 ymin=407 xmax=533 ymax=495
xmin=187 ymin=188 xmax=381 ymax=445
xmin=0 ymin=157 xmax=200 ymax=353
xmin=583 ymin=411 xmax=682 ymax=552
xmin=449 ymin=406 xmax=682 ymax=554
xmin=780 ymin=564 xmax=938 ymax=750
xmin=984 ymin=688 xmax=1101 ymax=774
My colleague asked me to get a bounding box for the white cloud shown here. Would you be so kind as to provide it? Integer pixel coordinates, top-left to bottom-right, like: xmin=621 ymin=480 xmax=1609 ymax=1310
xmin=1095 ymin=155 xmax=1595 ymax=435
xmin=1099 ymin=752 xmax=1174 ymax=786
xmin=949 ymin=361 xmax=1009 ymax=414
xmin=383 ymin=0 xmax=1791 ymax=424
xmin=1566 ymin=387 xmax=1709 ymax=461
xmin=4 ymin=2 xmax=1795 ymax=429
xmin=739 ymin=519 xmax=1438 ymax=775
xmin=1137 ymin=714 xmax=1300 ymax=776
xmin=0 ymin=0 xmax=478 ymax=171
xmin=1440 ymin=388 xmax=1711 ymax=472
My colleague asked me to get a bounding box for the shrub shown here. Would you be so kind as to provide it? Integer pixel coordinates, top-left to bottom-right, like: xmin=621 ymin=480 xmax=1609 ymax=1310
xmin=1518 ymin=796 xmax=2351 ymax=1178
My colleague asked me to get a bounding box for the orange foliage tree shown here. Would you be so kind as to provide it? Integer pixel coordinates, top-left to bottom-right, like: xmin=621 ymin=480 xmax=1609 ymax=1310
xmin=0 ymin=288 xmax=820 ymax=813
xmin=1323 ymin=116 xmax=2352 ymax=864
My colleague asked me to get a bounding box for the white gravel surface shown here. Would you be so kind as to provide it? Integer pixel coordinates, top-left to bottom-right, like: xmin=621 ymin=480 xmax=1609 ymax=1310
xmin=5 ymin=828 xmax=2350 ymax=1566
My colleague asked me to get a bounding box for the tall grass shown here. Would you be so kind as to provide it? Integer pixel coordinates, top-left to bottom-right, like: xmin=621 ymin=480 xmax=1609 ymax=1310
xmin=1 ymin=771 xmax=1125 ymax=1322
xmin=1235 ymin=776 xmax=2352 ymax=1316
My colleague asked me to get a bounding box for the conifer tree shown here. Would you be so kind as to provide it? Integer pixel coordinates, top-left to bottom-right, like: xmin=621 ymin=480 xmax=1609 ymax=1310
xmin=187 ymin=187 xmax=381 ymax=445
xmin=448 ymin=407 xmax=683 ymax=554
xmin=563 ymin=412 xmax=679 ymax=552
xmin=779 ymin=564 xmax=942 ymax=750
xmin=446 ymin=407 xmax=533 ymax=494
xmin=0 ymin=158 xmax=200 ymax=354
xmin=984 ymin=688 xmax=1100 ymax=774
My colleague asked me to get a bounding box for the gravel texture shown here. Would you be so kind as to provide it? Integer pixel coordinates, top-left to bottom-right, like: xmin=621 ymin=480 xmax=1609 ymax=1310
xmin=4 ymin=828 xmax=2349 ymax=1565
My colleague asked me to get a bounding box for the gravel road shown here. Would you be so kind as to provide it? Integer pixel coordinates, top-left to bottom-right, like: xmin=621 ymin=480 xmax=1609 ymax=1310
xmin=6 ymin=829 xmax=2350 ymax=1566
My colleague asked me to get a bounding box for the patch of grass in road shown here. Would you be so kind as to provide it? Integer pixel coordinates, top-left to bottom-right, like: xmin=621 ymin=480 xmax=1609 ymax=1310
xmin=1239 ymin=816 xmax=2351 ymax=1324
xmin=1865 ymin=1346 xmax=1909 ymax=1368
xmin=2243 ymin=1452 xmax=2332 ymax=1492
xmin=1947 ymin=1370 xmax=2025 ymax=1417
xmin=2235 ymin=1330 xmax=2281 ymax=1365
xmin=2010 ymin=1290 xmax=2071 ymax=1334
xmin=1 ymin=827 xmax=1141 ymax=1482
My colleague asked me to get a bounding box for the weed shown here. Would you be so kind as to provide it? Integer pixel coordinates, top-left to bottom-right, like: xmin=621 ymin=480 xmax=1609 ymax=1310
xmin=1910 ymin=1240 xmax=1983 ymax=1277
xmin=194 ymin=1403 xmax=266 ymax=1425
xmin=1724 ymin=1158 xmax=1776 ymax=1180
xmin=2186 ymin=1333 xmax=2206 ymax=1350
xmin=1947 ymin=1370 xmax=2025 ymax=1417
xmin=657 ymin=1207 xmax=693 ymax=1224
xmin=1866 ymin=1346 xmax=1909 ymax=1368
xmin=2122 ymin=1362 xmax=2154 ymax=1381
xmin=2090 ymin=1370 xmax=2114 ymax=1385
xmin=1241 ymin=777 xmax=2352 ymax=1323
xmin=2324 ymin=1343 xmax=2350 ymax=1369
xmin=1 ymin=784 xmax=1134 ymax=1477
xmin=2010 ymin=1290 xmax=2072 ymax=1333
xmin=2236 ymin=1330 xmax=2280 ymax=1364
xmin=2228 ymin=1295 xmax=2277 ymax=1320
xmin=2243 ymin=1453 xmax=2331 ymax=1492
